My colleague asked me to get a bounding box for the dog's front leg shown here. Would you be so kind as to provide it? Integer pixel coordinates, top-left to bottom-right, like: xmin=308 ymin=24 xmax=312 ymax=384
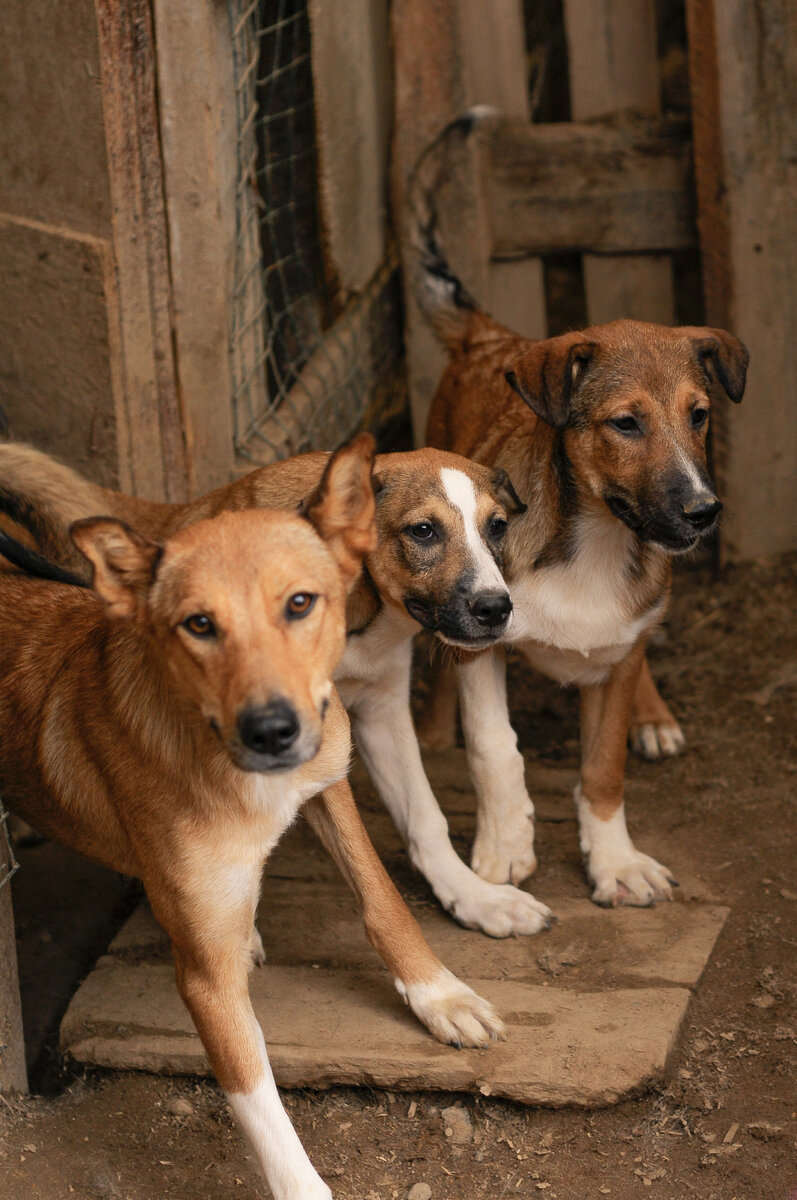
xmin=348 ymin=649 xmax=552 ymax=937
xmin=158 ymin=877 xmax=331 ymax=1200
xmin=305 ymin=778 xmax=505 ymax=1044
xmin=577 ymin=642 xmax=676 ymax=907
xmin=457 ymin=647 xmax=538 ymax=887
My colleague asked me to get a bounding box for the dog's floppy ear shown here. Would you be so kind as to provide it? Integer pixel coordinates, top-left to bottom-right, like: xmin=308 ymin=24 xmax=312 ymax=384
xmin=491 ymin=467 xmax=527 ymax=515
xmin=689 ymin=327 xmax=749 ymax=403
xmin=300 ymin=433 xmax=378 ymax=589
xmin=505 ymin=333 xmax=597 ymax=429
xmin=70 ymin=518 xmax=163 ymax=618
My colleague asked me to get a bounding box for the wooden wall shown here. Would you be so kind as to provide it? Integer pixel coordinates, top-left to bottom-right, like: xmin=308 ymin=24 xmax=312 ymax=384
xmin=394 ymin=0 xmax=797 ymax=561
xmin=686 ymin=0 xmax=797 ymax=561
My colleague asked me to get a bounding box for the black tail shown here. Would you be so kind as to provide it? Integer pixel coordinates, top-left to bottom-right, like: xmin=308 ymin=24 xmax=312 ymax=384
xmin=0 ymin=529 xmax=89 ymax=588
xmin=405 ymin=108 xmax=497 ymax=345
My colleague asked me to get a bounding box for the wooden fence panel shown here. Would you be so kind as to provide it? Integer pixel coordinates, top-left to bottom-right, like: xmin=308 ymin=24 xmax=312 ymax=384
xmin=563 ymin=0 xmax=676 ymax=324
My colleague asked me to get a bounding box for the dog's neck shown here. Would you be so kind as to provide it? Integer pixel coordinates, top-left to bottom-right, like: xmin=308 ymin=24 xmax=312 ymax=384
xmin=345 ymin=561 xmax=382 ymax=636
xmin=500 ymin=422 xmax=668 ymax=603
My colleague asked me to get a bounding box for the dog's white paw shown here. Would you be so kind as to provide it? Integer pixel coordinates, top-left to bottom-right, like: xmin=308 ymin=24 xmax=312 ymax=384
xmin=249 ymin=927 xmax=267 ymax=968
xmin=588 ymin=846 xmax=675 ymax=907
xmin=471 ymin=809 xmax=536 ymax=886
xmin=449 ymin=877 xmax=554 ymax=938
xmin=630 ymin=720 xmax=686 ymax=761
xmin=576 ymin=787 xmax=676 ymax=908
xmin=397 ymin=969 xmax=505 ymax=1048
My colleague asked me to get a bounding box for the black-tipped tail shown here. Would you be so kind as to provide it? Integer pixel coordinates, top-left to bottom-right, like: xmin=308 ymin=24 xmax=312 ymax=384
xmin=406 ymin=108 xmax=498 ymax=346
xmin=0 ymin=529 xmax=89 ymax=588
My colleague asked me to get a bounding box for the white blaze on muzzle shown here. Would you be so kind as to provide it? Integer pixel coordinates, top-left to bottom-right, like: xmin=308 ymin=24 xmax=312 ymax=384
xmin=439 ymin=467 xmax=508 ymax=596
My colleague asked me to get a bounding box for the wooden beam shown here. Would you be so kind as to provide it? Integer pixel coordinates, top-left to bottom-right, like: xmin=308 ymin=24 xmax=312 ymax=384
xmin=308 ymin=0 xmax=391 ymax=296
xmin=686 ymin=0 xmax=797 ymax=560
xmin=456 ymin=0 xmax=546 ymax=341
xmin=0 ymin=835 xmax=26 ymax=1093
xmin=481 ymin=117 xmax=695 ymax=257
xmin=563 ymin=0 xmax=676 ymax=324
xmin=95 ymin=0 xmax=189 ymax=502
xmin=152 ymin=0 xmax=238 ymax=495
xmin=391 ymin=0 xmax=541 ymax=443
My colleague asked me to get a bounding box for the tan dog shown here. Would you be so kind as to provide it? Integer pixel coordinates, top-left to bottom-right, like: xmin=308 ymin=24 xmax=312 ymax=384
xmin=0 ymin=438 xmax=553 ymax=938
xmin=0 ymin=436 xmax=503 ymax=1200
xmin=410 ymin=114 xmax=748 ymax=906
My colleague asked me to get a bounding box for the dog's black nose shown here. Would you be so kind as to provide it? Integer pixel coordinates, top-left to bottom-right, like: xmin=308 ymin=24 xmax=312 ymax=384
xmin=468 ymin=591 xmax=512 ymax=628
xmin=682 ymin=496 xmax=722 ymax=530
xmin=238 ymin=702 xmax=300 ymax=756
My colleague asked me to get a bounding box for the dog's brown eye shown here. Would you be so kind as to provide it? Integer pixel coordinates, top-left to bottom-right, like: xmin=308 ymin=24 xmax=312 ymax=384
xmin=488 ymin=516 xmax=507 ymax=541
xmin=183 ymin=614 xmax=215 ymax=639
xmin=408 ymin=522 xmax=436 ymax=542
xmin=691 ymin=407 xmax=709 ymax=429
xmin=286 ymin=593 xmax=317 ymax=620
xmin=608 ymin=415 xmax=643 ymax=437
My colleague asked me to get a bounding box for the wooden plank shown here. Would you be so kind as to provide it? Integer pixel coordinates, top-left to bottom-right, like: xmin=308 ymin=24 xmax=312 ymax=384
xmin=482 ymin=117 xmax=695 ymax=257
xmin=152 ymin=0 xmax=238 ymax=496
xmin=563 ymin=0 xmax=676 ymax=324
xmin=308 ymin=0 xmax=391 ymax=295
xmin=686 ymin=0 xmax=797 ymax=560
xmin=0 ymin=836 xmax=26 ymax=1093
xmin=0 ymin=0 xmax=111 ymax=239
xmin=457 ymin=0 xmax=546 ymax=340
xmin=392 ymin=0 xmax=487 ymax=441
xmin=95 ymin=0 xmax=188 ymax=503
xmin=392 ymin=0 xmax=542 ymax=441
xmin=0 ymin=213 xmax=121 ymax=488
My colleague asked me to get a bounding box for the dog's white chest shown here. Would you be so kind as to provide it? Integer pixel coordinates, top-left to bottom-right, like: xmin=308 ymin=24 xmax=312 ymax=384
xmin=507 ymin=517 xmax=662 ymax=683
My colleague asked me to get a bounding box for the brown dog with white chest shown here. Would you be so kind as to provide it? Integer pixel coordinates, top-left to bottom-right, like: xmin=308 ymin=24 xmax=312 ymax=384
xmin=0 ymin=435 xmax=503 ymax=1200
xmin=0 ymin=436 xmax=553 ymax=938
xmin=411 ymin=114 xmax=749 ymax=906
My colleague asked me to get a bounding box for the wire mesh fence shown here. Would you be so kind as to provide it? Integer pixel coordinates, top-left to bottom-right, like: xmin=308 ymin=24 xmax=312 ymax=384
xmin=228 ymin=0 xmax=405 ymax=464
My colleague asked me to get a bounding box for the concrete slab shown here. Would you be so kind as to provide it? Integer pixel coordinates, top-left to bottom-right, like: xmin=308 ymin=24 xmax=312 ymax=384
xmin=61 ymin=752 xmax=730 ymax=1107
xmin=61 ymin=959 xmax=691 ymax=1107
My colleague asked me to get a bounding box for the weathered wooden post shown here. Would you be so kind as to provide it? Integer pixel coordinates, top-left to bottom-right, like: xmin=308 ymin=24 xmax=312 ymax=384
xmin=0 ymin=819 xmax=27 ymax=1093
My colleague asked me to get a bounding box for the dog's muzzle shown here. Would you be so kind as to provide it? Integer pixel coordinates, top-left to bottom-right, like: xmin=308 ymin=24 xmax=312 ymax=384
xmin=404 ymin=589 xmax=512 ymax=645
xmin=238 ymin=701 xmax=300 ymax=757
xmin=226 ymin=699 xmax=319 ymax=773
xmin=606 ymin=489 xmax=722 ymax=552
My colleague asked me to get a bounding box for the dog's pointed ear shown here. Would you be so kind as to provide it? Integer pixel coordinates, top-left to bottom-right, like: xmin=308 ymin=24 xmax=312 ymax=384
xmin=689 ymin=327 xmax=749 ymax=403
xmin=491 ymin=467 xmax=526 ymax=515
xmin=300 ymin=433 xmax=378 ymax=589
xmin=505 ymin=334 xmax=597 ymax=429
xmin=70 ymin=518 xmax=162 ymax=618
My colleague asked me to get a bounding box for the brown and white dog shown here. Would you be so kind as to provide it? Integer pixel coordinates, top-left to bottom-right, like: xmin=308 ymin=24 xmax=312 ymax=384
xmin=410 ymin=113 xmax=749 ymax=906
xmin=0 ymin=436 xmax=553 ymax=937
xmin=0 ymin=436 xmax=505 ymax=1200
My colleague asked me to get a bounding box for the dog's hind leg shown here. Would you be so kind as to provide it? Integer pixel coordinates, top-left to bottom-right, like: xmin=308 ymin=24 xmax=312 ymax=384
xmin=416 ymin=648 xmax=459 ymax=750
xmin=577 ymin=642 xmax=676 ymax=908
xmin=304 ymin=779 xmax=506 ymax=1046
xmin=154 ymin=867 xmax=331 ymax=1200
xmin=629 ymin=655 xmax=686 ymax=760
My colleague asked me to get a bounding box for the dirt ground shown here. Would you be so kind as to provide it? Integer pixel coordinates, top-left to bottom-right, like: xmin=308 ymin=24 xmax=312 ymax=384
xmin=1 ymin=550 xmax=795 ymax=1200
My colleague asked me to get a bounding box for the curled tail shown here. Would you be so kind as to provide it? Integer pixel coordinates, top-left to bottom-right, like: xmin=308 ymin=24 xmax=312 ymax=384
xmin=405 ymin=107 xmax=496 ymax=348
